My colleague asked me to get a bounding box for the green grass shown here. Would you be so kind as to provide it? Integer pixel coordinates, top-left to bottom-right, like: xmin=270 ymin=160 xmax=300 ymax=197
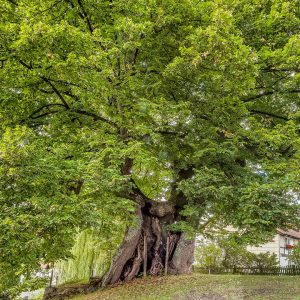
xmin=72 ymin=273 xmax=300 ymax=300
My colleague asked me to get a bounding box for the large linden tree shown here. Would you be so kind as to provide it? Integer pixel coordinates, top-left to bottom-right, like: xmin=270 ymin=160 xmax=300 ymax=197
xmin=0 ymin=0 xmax=299 ymax=295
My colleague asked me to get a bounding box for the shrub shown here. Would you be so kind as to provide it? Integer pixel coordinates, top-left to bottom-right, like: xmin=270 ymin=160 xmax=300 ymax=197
xmin=194 ymin=243 xmax=223 ymax=270
xmin=288 ymin=244 xmax=300 ymax=266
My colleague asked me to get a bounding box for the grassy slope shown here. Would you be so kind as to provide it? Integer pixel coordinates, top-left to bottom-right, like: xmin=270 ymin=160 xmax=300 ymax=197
xmin=72 ymin=273 xmax=300 ymax=300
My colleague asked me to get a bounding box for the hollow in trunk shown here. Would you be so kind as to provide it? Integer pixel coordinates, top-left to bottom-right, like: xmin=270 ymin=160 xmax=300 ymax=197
xmin=101 ymin=201 xmax=195 ymax=287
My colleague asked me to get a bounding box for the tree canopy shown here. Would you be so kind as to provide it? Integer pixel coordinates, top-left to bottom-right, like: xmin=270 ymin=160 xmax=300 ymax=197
xmin=0 ymin=0 xmax=299 ymax=295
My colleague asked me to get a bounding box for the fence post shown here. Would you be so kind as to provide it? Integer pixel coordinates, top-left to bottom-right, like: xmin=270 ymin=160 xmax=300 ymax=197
xmin=165 ymin=235 xmax=170 ymax=276
xmin=90 ymin=264 xmax=94 ymax=278
xmin=143 ymin=232 xmax=147 ymax=278
xmin=49 ymin=267 xmax=54 ymax=287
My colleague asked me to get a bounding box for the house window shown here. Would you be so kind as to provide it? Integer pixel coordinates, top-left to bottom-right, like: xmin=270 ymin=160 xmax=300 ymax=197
xmin=280 ymin=246 xmax=291 ymax=256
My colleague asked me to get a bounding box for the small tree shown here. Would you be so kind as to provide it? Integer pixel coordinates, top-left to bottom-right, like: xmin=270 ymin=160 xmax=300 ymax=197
xmin=251 ymin=252 xmax=278 ymax=269
xmin=288 ymin=244 xmax=300 ymax=266
xmin=195 ymin=243 xmax=223 ymax=273
xmin=218 ymin=238 xmax=278 ymax=270
xmin=220 ymin=239 xmax=253 ymax=269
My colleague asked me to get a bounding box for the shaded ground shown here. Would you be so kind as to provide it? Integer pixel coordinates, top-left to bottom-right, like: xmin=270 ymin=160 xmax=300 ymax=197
xmin=71 ymin=274 xmax=300 ymax=300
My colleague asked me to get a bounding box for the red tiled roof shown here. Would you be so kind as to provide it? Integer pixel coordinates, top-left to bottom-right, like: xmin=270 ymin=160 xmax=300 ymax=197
xmin=277 ymin=229 xmax=300 ymax=239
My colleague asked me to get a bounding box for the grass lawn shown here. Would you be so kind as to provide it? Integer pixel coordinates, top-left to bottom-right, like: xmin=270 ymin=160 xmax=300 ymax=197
xmin=72 ymin=273 xmax=300 ymax=300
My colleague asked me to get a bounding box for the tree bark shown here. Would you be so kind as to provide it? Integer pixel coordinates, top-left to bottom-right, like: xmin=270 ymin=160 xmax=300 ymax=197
xmin=168 ymin=232 xmax=195 ymax=274
xmin=42 ymin=201 xmax=195 ymax=299
xmin=100 ymin=200 xmax=195 ymax=287
xmin=101 ymin=205 xmax=143 ymax=286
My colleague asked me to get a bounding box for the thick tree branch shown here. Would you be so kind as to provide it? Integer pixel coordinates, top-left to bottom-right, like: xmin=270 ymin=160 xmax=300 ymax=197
xmin=132 ymin=48 xmax=139 ymax=65
xmin=73 ymin=109 xmax=118 ymax=128
xmin=119 ymin=157 xmax=154 ymax=204
xmin=77 ymin=0 xmax=94 ymax=34
xmin=249 ymin=109 xmax=289 ymax=121
xmin=130 ymin=178 xmax=154 ymax=204
xmin=26 ymin=106 xmax=117 ymax=128
xmin=198 ymin=216 xmax=216 ymax=231
xmin=0 ymin=60 xmax=7 ymax=68
xmin=283 ymin=89 xmax=300 ymax=94
xmin=242 ymin=91 xmax=274 ymax=102
xmin=48 ymin=78 xmax=86 ymax=89
xmin=18 ymin=60 xmax=118 ymax=128
xmin=169 ymin=166 xmax=194 ymax=208
xmin=243 ymin=89 xmax=300 ymax=103
xmin=20 ymin=104 xmax=66 ymax=123
xmin=261 ymin=67 xmax=300 ymax=73
xmin=64 ymin=0 xmax=106 ymax=50
xmin=6 ymin=0 xmax=18 ymax=5
xmin=40 ymin=77 xmax=70 ymax=109
xmin=19 ymin=60 xmax=32 ymax=70
xmin=29 ymin=103 xmax=66 ymax=118
xmin=154 ymin=130 xmax=187 ymax=139
xmin=63 ymin=90 xmax=80 ymax=101
xmin=30 ymin=111 xmax=61 ymax=119
xmin=19 ymin=60 xmax=70 ymax=108
xmin=65 ymin=0 xmax=94 ymax=34
xmin=39 ymin=89 xmax=54 ymax=94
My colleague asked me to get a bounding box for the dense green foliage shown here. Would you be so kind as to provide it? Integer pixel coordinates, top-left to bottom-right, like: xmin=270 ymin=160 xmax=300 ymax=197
xmin=288 ymin=243 xmax=300 ymax=266
xmin=195 ymin=239 xmax=278 ymax=270
xmin=0 ymin=0 xmax=299 ymax=295
xmin=195 ymin=243 xmax=223 ymax=270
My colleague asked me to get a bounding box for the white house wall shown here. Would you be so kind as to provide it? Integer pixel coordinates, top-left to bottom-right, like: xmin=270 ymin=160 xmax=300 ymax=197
xmin=279 ymin=235 xmax=299 ymax=267
xmin=247 ymin=234 xmax=280 ymax=260
xmin=247 ymin=234 xmax=299 ymax=267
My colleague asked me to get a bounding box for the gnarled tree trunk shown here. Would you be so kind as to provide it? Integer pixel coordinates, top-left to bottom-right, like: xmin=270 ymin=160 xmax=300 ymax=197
xmin=43 ymin=199 xmax=195 ymax=300
xmin=43 ymin=162 xmax=196 ymax=299
xmin=100 ymin=200 xmax=195 ymax=287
